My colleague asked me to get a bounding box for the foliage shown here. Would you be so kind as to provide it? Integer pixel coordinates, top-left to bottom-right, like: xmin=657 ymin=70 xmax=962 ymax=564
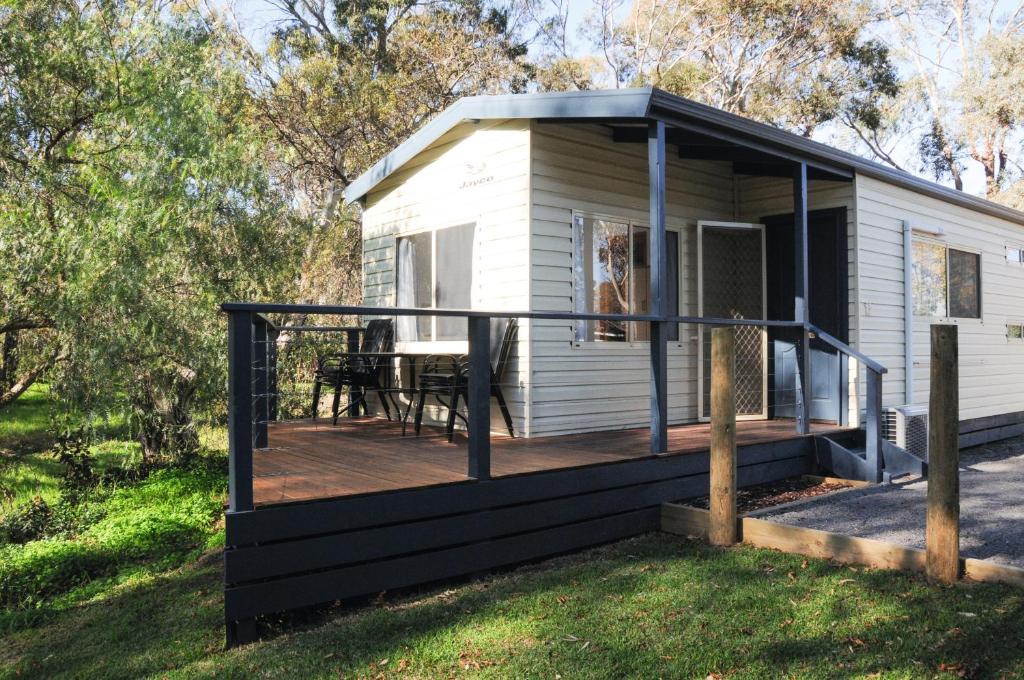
xmin=51 ymin=431 xmax=96 ymax=504
xmin=0 ymin=1 xmax=309 ymax=458
xmin=0 ymin=464 xmax=224 ymax=608
xmin=878 ymin=0 xmax=1024 ymax=195
xmin=0 ymin=497 xmax=52 ymax=546
xmin=1 ymin=534 xmax=1024 ymax=678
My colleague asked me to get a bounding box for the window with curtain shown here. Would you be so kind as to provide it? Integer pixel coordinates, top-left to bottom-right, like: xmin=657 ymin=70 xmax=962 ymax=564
xmin=573 ymin=214 xmax=679 ymax=342
xmin=396 ymin=223 xmax=476 ymax=341
xmin=912 ymin=239 xmax=981 ymax=319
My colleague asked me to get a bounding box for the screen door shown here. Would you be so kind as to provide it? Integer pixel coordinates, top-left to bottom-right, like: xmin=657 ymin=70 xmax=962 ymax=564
xmin=698 ymin=222 xmax=767 ymax=421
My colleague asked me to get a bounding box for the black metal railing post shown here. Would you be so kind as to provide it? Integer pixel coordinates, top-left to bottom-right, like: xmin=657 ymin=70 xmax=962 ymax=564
xmin=227 ymin=310 xmax=254 ymax=512
xmin=253 ymin=317 xmax=270 ymax=449
xmin=865 ymin=367 xmax=884 ymax=483
xmin=467 ymin=315 xmax=491 ymax=480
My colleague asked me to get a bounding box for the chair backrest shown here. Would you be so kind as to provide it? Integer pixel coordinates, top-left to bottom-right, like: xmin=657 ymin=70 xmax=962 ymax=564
xmin=489 ymin=317 xmax=518 ymax=381
xmin=360 ymin=319 xmax=394 ymax=354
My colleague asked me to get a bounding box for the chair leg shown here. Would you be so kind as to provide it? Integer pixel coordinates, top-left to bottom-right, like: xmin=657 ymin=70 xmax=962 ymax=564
xmin=446 ymin=390 xmax=460 ymax=443
xmin=330 ymin=383 xmax=343 ymax=424
xmin=413 ymin=390 xmax=427 ymax=437
xmin=377 ymin=389 xmax=393 ymax=421
xmin=310 ymin=380 xmax=322 ymax=421
xmin=492 ymin=385 xmax=515 ymax=438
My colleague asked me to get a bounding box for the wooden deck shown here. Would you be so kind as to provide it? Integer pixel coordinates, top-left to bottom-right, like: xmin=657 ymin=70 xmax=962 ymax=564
xmin=254 ymin=417 xmax=844 ymax=506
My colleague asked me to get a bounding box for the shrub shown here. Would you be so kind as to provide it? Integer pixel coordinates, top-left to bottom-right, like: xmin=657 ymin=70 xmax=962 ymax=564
xmin=0 ymin=466 xmax=224 ymax=607
xmin=0 ymin=497 xmax=53 ymax=545
xmin=52 ymin=431 xmax=96 ymax=503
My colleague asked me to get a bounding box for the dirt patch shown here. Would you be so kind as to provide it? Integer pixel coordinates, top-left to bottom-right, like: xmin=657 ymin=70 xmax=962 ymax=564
xmin=683 ymin=476 xmax=854 ymax=514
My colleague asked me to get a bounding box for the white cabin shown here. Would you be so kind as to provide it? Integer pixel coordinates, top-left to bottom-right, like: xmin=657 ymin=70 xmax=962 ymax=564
xmin=346 ymin=88 xmax=1024 ymax=448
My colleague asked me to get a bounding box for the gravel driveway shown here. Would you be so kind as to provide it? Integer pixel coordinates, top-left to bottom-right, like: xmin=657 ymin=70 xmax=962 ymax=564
xmin=757 ymin=435 xmax=1024 ymax=567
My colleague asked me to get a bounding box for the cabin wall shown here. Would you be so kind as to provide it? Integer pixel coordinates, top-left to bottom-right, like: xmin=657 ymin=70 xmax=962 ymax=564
xmin=856 ymin=174 xmax=1024 ymax=421
xmin=527 ymin=122 xmax=736 ymax=436
xmin=736 ymin=177 xmax=860 ymax=425
xmin=361 ymin=119 xmax=532 ymax=433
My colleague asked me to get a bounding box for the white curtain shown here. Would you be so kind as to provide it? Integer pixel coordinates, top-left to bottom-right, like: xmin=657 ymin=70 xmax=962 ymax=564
xmin=396 ymin=238 xmax=418 ymax=341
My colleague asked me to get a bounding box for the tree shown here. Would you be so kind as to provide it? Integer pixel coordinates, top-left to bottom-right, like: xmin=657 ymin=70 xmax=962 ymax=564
xmin=0 ymin=1 xmax=307 ymax=459
xmin=879 ymin=0 xmax=1024 ymax=195
xmin=215 ymin=0 xmax=532 ymax=307
xmin=574 ymin=0 xmax=900 ymax=136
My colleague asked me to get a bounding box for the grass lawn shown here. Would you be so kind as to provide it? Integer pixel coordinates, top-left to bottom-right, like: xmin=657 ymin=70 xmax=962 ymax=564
xmin=2 ymin=533 xmax=1024 ymax=679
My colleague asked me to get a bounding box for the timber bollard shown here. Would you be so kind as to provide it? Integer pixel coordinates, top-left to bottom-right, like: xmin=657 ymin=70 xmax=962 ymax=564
xmin=709 ymin=327 xmax=738 ymax=546
xmin=926 ymin=324 xmax=959 ymax=583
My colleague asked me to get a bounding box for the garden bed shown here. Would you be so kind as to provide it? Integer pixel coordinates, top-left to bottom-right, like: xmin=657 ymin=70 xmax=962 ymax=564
xmin=680 ymin=475 xmax=861 ymax=514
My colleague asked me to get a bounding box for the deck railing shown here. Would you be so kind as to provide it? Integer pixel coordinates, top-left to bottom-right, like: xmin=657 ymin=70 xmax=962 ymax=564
xmin=222 ymin=302 xmax=889 ymax=511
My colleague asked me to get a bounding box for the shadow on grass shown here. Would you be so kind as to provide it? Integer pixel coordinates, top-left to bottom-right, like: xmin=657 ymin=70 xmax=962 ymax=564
xmin=4 ymin=534 xmax=1024 ymax=679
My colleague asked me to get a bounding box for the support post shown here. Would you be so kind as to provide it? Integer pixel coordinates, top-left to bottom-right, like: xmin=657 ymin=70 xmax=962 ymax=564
xmin=793 ymin=162 xmax=811 ymax=435
xmin=865 ymin=368 xmax=883 ymax=483
xmin=467 ymin=316 xmax=491 ymax=480
xmin=252 ymin=319 xmax=269 ymax=449
xmin=227 ymin=311 xmax=254 ymax=512
xmin=346 ymin=327 xmax=361 ymax=416
xmin=648 ymin=120 xmax=668 ymax=453
xmin=709 ymin=327 xmax=738 ymax=545
xmin=927 ymin=324 xmax=959 ymax=583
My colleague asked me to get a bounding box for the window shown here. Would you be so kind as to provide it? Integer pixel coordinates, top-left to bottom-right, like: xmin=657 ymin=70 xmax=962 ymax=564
xmin=573 ymin=213 xmax=679 ymax=342
xmin=1007 ymin=246 xmax=1024 ymax=263
xmin=911 ymin=240 xmax=981 ymax=319
xmin=1008 ymin=324 xmax=1023 ymax=341
xmin=395 ymin=223 xmax=476 ymax=341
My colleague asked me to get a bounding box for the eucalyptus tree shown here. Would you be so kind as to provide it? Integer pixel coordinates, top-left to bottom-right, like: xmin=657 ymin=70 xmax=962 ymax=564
xmin=0 ymin=1 xmax=307 ymax=459
xmin=878 ymin=0 xmax=1024 ymax=198
xmin=570 ymin=0 xmax=900 ymax=137
xmin=218 ymin=0 xmax=532 ymax=307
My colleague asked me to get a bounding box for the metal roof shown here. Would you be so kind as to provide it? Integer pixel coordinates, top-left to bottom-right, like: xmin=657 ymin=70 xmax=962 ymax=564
xmin=343 ymin=87 xmax=1024 ymax=226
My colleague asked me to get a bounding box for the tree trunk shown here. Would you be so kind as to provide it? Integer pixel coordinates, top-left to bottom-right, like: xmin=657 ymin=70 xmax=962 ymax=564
xmin=0 ymin=330 xmax=18 ymax=393
xmin=0 ymin=352 xmax=57 ymax=410
xmin=134 ymin=369 xmax=199 ymax=464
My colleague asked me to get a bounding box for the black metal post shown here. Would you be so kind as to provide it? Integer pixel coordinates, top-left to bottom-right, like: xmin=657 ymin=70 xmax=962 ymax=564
xmin=865 ymin=367 xmax=884 ymax=483
xmin=227 ymin=311 xmax=254 ymax=512
xmin=467 ymin=316 xmax=491 ymax=480
xmin=253 ymin=319 xmax=269 ymax=449
xmin=793 ymin=162 xmax=811 ymax=435
xmin=346 ymin=327 xmax=361 ymax=416
xmin=648 ymin=120 xmax=668 ymax=453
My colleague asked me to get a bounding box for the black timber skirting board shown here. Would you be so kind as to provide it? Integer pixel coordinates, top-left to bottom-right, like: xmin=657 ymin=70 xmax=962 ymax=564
xmin=959 ymin=411 xmax=1024 ymax=449
xmin=223 ymin=436 xmax=813 ymax=646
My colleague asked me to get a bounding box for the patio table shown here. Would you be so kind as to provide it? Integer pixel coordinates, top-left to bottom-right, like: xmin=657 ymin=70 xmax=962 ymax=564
xmin=351 ymin=351 xmax=465 ymax=435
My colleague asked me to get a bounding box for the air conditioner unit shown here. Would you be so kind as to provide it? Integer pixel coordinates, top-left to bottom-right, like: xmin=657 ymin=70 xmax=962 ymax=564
xmin=883 ymin=405 xmax=929 ymax=461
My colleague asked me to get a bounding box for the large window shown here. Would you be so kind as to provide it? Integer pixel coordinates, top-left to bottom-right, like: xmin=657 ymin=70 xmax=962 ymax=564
xmin=396 ymin=223 xmax=476 ymax=341
xmin=912 ymin=239 xmax=981 ymax=319
xmin=573 ymin=213 xmax=679 ymax=342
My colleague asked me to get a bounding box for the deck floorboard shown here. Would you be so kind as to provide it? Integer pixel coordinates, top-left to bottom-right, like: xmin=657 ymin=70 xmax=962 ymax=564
xmin=253 ymin=418 xmax=844 ymax=506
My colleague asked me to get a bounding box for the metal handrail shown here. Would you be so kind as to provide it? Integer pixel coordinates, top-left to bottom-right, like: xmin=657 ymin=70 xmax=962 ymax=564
xmin=807 ymin=322 xmax=887 ymax=375
xmin=224 ymin=302 xmax=804 ymax=329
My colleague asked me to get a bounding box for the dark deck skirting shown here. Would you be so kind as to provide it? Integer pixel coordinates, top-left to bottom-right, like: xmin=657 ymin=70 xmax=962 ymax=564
xmin=224 ymin=421 xmax=837 ymax=645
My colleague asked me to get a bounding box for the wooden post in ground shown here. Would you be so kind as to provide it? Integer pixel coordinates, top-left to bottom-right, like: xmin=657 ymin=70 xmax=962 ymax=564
xmin=709 ymin=327 xmax=738 ymax=545
xmin=927 ymin=324 xmax=959 ymax=583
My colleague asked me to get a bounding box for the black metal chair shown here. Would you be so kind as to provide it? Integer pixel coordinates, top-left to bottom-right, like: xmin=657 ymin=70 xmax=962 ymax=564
xmin=413 ymin=318 xmax=517 ymax=442
xmin=310 ymin=319 xmax=394 ymax=424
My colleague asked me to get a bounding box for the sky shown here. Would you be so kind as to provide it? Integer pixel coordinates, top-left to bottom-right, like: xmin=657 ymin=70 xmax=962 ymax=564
xmin=226 ymin=0 xmax=990 ymax=197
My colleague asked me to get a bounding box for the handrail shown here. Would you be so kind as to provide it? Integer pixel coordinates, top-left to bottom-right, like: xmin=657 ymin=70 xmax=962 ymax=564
xmin=807 ymin=322 xmax=887 ymax=375
xmin=222 ymin=302 xmax=804 ymax=329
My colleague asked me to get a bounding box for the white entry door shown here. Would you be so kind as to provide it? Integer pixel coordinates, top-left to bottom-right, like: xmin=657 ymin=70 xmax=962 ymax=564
xmin=697 ymin=221 xmax=768 ymax=421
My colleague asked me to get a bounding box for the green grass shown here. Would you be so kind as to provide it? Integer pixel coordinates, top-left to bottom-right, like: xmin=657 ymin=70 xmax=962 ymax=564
xmin=2 ymin=533 xmax=1023 ymax=679
xmin=0 ymin=383 xmax=53 ymax=454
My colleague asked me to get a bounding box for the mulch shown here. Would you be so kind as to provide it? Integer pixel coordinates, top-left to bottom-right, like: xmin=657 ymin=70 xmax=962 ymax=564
xmin=683 ymin=476 xmax=853 ymax=514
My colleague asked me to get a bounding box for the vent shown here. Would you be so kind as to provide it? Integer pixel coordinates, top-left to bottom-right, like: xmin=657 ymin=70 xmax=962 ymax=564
xmin=883 ymin=405 xmax=929 ymax=460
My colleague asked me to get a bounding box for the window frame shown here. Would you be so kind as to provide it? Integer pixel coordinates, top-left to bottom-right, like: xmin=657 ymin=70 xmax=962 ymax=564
xmin=1007 ymin=323 xmax=1024 ymax=342
xmin=911 ymin=236 xmax=983 ymax=321
xmin=394 ymin=221 xmax=477 ymax=350
xmin=571 ymin=209 xmax=684 ymax=347
xmin=1007 ymin=245 xmax=1024 ymax=264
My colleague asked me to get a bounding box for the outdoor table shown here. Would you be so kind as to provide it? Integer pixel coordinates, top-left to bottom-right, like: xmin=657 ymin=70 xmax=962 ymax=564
xmin=351 ymin=351 xmax=465 ymax=435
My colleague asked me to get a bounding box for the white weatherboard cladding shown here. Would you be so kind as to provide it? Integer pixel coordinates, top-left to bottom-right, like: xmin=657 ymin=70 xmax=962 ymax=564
xmin=856 ymin=174 xmax=1024 ymax=421
xmin=527 ymin=122 xmax=737 ymax=436
xmin=361 ymin=119 xmax=531 ymax=434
